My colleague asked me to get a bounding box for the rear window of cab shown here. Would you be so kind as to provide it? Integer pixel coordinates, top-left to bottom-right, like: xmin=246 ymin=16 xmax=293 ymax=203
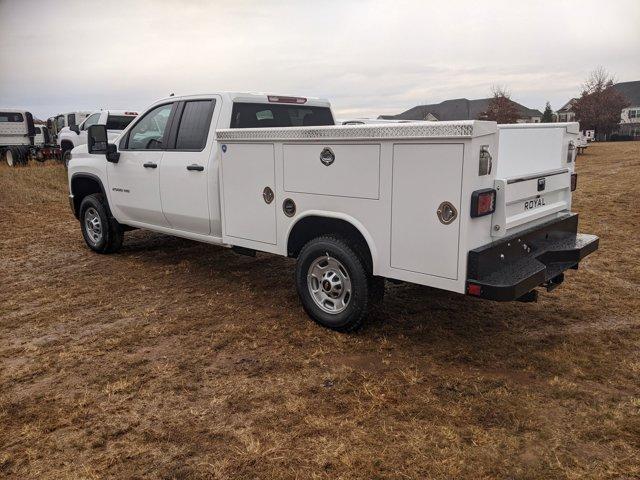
xmin=0 ymin=112 xmax=24 ymax=122
xmin=107 ymin=115 xmax=136 ymax=130
xmin=230 ymin=103 xmax=334 ymax=128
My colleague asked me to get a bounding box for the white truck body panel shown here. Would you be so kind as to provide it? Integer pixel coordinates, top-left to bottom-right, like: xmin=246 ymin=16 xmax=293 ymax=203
xmin=217 ymin=121 xmax=498 ymax=293
xmin=0 ymin=109 xmax=32 ymax=147
xmin=494 ymin=123 xmax=578 ymax=237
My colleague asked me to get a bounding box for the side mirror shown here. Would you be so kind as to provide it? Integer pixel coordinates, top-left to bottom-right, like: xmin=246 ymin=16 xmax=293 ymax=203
xmin=70 ymin=125 xmax=80 ymax=135
xmin=88 ymin=125 xmax=108 ymax=154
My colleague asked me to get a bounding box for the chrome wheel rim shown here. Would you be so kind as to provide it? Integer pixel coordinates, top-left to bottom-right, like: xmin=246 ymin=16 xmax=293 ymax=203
xmin=307 ymin=255 xmax=352 ymax=314
xmin=84 ymin=207 xmax=102 ymax=244
xmin=6 ymin=150 xmax=13 ymax=167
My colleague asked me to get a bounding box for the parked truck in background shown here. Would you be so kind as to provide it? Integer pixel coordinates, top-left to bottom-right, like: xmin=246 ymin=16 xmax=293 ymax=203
xmin=58 ymin=110 xmax=138 ymax=167
xmin=1 ymin=109 xmax=38 ymax=166
xmin=67 ymin=92 xmax=598 ymax=332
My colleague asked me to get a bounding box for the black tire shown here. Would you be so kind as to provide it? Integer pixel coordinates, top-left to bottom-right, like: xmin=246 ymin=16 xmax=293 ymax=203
xmin=79 ymin=193 xmax=124 ymax=254
xmin=295 ymin=235 xmax=372 ymax=332
xmin=370 ymin=276 xmax=385 ymax=305
xmin=62 ymin=150 xmax=72 ymax=169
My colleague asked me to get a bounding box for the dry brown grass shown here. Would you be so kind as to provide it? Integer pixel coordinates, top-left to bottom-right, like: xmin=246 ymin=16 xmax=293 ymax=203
xmin=1 ymin=142 xmax=639 ymax=479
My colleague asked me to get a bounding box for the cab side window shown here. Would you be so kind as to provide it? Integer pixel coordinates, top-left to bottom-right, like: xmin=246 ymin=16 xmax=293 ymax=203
xmin=68 ymin=114 xmax=76 ymax=127
xmin=82 ymin=113 xmax=101 ymax=130
xmin=126 ymin=104 xmax=173 ymax=150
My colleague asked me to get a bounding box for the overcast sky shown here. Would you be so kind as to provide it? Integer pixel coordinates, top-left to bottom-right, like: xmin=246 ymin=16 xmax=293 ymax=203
xmin=1 ymin=0 xmax=638 ymax=120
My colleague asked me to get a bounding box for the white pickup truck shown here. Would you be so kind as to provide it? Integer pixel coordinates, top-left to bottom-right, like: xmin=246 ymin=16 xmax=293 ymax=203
xmin=67 ymin=93 xmax=598 ymax=332
xmin=58 ymin=110 xmax=138 ymax=167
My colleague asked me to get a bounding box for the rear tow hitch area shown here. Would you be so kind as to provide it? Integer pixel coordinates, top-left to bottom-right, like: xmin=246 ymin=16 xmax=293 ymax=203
xmin=543 ymin=273 xmax=564 ymax=292
xmin=466 ymin=213 xmax=598 ymax=302
xmin=517 ymin=290 xmax=538 ymax=302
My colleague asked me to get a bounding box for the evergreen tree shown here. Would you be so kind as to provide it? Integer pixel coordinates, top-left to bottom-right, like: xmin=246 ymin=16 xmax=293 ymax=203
xmin=542 ymin=102 xmax=554 ymax=122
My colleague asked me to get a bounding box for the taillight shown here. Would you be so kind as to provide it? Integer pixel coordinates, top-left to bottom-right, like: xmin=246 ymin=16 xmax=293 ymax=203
xmin=467 ymin=283 xmax=482 ymax=296
xmin=470 ymin=188 xmax=496 ymax=218
xmin=571 ymin=173 xmax=578 ymax=191
xmin=125 ymin=111 xmax=138 ymax=116
xmin=267 ymin=95 xmax=307 ymax=104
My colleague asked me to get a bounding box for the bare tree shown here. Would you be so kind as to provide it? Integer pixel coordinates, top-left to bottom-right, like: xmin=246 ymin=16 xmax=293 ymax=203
xmin=479 ymin=85 xmax=521 ymax=124
xmin=573 ymin=67 xmax=629 ymax=139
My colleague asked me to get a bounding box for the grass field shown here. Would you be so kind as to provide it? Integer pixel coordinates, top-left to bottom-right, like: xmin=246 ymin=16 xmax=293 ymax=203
xmin=1 ymin=141 xmax=639 ymax=479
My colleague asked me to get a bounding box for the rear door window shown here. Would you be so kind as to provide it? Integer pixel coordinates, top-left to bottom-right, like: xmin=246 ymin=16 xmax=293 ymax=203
xmin=173 ymin=100 xmax=215 ymax=150
xmin=230 ymin=103 xmax=334 ymax=128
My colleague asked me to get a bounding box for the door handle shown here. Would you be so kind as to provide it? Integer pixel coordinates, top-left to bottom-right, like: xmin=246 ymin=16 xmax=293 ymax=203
xmin=187 ymin=164 xmax=204 ymax=171
xmin=143 ymin=162 xmax=157 ymax=169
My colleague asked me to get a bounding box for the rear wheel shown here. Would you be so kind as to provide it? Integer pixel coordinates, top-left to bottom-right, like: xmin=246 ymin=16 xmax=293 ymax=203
xmin=295 ymin=235 xmax=372 ymax=332
xmin=5 ymin=149 xmax=16 ymax=167
xmin=79 ymin=193 xmax=124 ymax=254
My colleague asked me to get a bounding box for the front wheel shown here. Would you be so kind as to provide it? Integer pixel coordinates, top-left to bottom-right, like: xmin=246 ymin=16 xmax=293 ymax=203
xmin=79 ymin=193 xmax=124 ymax=254
xmin=295 ymin=236 xmax=372 ymax=332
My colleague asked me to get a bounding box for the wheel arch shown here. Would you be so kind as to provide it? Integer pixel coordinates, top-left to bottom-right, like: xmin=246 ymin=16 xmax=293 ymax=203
xmin=60 ymin=139 xmax=74 ymax=152
xmin=286 ymin=211 xmax=378 ymax=273
xmin=70 ymin=173 xmax=107 ymax=219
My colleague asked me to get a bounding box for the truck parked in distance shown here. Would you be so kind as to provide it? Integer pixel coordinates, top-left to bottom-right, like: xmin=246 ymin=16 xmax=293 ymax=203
xmin=1 ymin=109 xmax=37 ymax=166
xmin=58 ymin=110 xmax=138 ymax=167
xmin=67 ymin=93 xmax=598 ymax=332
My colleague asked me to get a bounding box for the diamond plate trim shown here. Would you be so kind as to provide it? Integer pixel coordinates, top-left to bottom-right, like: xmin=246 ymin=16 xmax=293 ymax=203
xmin=216 ymin=123 xmax=476 ymax=141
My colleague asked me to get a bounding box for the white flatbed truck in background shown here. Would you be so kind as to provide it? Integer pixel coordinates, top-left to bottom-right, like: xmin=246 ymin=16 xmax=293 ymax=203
xmin=67 ymin=93 xmax=598 ymax=332
xmin=0 ymin=108 xmax=44 ymax=166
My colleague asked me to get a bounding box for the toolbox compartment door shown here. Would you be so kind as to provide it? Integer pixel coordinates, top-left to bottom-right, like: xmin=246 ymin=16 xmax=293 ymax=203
xmin=220 ymin=143 xmax=277 ymax=245
xmin=390 ymin=143 xmax=463 ymax=280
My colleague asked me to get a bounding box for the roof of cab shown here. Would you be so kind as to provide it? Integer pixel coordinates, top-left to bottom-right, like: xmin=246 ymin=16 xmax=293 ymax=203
xmin=0 ymin=108 xmax=30 ymax=113
xmin=152 ymin=92 xmax=331 ymax=108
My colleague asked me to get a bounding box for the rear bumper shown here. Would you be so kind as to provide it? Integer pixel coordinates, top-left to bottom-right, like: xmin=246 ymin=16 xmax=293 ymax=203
xmin=466 ymin=213 xmax=598 ymax=301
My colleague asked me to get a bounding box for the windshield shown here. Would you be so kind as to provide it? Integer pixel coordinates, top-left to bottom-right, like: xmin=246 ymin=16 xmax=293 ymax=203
xmin=230 ymin=103 xmax=334 ymax=128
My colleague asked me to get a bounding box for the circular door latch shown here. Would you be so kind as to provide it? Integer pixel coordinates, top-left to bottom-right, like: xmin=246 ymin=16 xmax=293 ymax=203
xmin=263 ymin=186 xmax=274 ymax=204
xmin=437 ymin=201 xmax=458 ymax=225
xmin=283 ymin=198 xmax=296 ymax=217
xmin=320 ymin=147 xmax=335 ymax=166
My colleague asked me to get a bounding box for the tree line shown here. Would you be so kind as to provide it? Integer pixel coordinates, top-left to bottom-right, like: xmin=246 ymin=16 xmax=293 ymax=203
xmin=479 ymin=67 xmax=629 ymax=137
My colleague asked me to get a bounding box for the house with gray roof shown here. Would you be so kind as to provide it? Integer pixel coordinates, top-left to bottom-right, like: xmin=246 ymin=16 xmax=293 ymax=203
xmin=379 ymin=97 xmax=543 ymax=123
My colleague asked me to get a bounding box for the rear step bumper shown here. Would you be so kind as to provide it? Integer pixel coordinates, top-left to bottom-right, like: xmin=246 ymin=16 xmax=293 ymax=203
xmin=466 ymin=213 xmax=598 ymax=301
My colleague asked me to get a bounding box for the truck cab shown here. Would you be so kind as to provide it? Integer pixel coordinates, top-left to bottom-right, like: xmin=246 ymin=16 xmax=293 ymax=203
xmin=68 ymin=93 xmax=597 ymax=332
xmin=58 ymin=110 xmax=138 ymax=167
